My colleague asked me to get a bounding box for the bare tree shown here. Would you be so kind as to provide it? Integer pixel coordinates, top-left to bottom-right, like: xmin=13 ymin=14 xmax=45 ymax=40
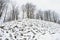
xmin=36 ymin=10 xmax=43 ymax=20
xmin=0 ymin=0 xmax=6 ymax=17
xmin=52 ymin=11 xmax=58 ymax=23
xmin=0 ymin=0 xmax=10 ymax=22
xmin=36 ymin=12 xmax=39 ymax=19
xmin=14 ymin=7 xmax=19 ymax=20
xmin=43 ymin=10 xmax=59 ymax=23
xmin=21 ymin=5 xmax=26 ymax=19
xmin=25 ymin=3 xmax=36 ymax=19
xmin=58 ymin=20 xmax=60 ymax=24
xmin=4 ymin=4 xmax=19 ymax=22
xmin=3 ymin=5 xmax=8 ymax=22
xmin=11 ymin=5 xmax=19 ymax=21
xmin=44 ymin=10 xmax=53 ymax=21
xmin=44 ymin=10 xmax=50 ymax=21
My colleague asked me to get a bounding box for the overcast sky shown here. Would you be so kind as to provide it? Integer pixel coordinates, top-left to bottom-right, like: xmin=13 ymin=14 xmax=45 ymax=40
xmin=11 ymin=0 xmax=60 ymax=16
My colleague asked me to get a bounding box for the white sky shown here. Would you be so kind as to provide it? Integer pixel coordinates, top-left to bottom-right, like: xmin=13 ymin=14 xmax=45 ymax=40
xmin=11 ymin=0 xmax=60 ymax=16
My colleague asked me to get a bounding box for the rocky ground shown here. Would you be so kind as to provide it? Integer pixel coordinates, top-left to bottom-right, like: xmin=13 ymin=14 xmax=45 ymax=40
xmin=0 ymin=19 xmax=60 ymax=40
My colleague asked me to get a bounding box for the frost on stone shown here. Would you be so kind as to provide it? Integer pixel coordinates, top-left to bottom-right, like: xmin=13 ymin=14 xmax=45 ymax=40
xmin=0 ymin=19 xmax=60 ymax=40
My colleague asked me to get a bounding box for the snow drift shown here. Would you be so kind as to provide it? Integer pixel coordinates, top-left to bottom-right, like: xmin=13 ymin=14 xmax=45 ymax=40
xmin=0 ymin=19 xmax=60 ymax=40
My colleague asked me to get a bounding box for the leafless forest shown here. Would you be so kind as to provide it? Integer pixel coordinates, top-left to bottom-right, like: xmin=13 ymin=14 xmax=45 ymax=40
xmin=0 ymin=0 xmax=60 ymax=24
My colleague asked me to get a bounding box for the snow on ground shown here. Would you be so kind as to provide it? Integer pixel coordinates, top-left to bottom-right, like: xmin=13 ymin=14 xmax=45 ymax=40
xmin=0 ymin=19 xmax=60 ymax=40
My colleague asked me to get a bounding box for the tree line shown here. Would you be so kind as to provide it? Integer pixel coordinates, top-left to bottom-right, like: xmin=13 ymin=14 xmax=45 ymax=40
xmin=0 ymin=0 xmax=60 ymax=24
xmin=21 ymin=3 xmax=59 ymax=23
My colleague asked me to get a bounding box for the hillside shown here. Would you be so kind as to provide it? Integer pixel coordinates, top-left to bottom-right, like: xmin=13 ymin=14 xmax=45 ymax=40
xmin=0 ymin=19 xmax=60 ymax=40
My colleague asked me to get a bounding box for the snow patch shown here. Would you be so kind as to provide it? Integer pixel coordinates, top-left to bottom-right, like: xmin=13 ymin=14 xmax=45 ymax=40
xmin=0 ymin=19 xmax=60 ymax=40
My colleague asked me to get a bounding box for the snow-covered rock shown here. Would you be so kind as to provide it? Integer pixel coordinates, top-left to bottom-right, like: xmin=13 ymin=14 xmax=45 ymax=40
xmin=0 ymin=19 xmax=60 ymax=40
